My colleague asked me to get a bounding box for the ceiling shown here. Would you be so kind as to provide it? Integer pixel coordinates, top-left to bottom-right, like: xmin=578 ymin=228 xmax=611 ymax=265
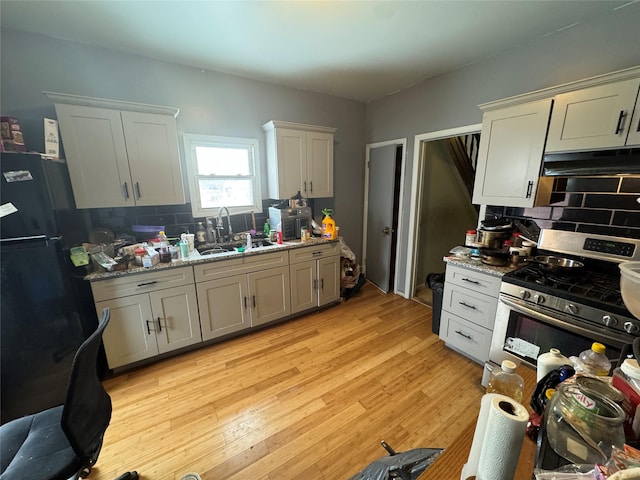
xmin=1 ymin=0 xmax=638 ymax=103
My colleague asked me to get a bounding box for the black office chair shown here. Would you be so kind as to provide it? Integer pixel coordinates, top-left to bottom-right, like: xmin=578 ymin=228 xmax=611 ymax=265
xmin=0 ymin=308 xmax=137 ymax=480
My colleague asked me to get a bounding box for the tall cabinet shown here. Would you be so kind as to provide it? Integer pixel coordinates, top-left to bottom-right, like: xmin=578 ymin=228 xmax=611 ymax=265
xmin=263 ymin=121 xmax=336 ymax=199
xmin=45 ymin=92 xmax=185 ymax=209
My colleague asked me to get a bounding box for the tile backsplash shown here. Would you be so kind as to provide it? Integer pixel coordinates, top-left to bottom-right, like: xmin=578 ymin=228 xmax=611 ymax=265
xmin=486 ymin=176 xmax=640 ymax=240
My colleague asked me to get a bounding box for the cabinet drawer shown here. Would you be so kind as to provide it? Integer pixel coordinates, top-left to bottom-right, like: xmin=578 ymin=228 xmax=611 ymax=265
xmin=194 ymin=251 xmax=288 ymax=282
xmin=440 ymin=311 xmax=492 ymax=364
xmin=288 ymin=242 xmax=339 ymax=264
xmin=443 ymin=283 xmax=498 ymax=330
xmin=445 ymin=264 xmax=501 ymax=295
xmin=91 ymin=266 xmax=194 ymax=301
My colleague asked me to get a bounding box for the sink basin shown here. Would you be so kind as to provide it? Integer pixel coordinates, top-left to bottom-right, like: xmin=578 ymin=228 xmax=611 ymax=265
xmin=620 ymin=262 xmax=640 ymax=319
xmin=196 ymin=239 xmax=275 ymax=256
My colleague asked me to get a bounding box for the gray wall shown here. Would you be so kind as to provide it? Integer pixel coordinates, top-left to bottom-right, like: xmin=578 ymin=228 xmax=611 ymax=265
xmin=366 ymin=6 xmax=640 ymax=293
xmin=0 ymin=29 xmax=366 ymax=258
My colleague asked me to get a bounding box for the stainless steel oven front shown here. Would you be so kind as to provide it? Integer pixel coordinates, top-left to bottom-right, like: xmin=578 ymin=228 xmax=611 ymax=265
xmin=490 ymin=293 xmax=633 ymax=372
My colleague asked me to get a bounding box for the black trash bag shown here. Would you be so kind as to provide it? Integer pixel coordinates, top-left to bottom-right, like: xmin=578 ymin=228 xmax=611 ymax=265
xmin=341 ymin=273 xmax=366 ymax=301
xmin=348 ymin=442 xmax=443 ymax=480
xmin=426 ymin=273 xmax=445 ymax=335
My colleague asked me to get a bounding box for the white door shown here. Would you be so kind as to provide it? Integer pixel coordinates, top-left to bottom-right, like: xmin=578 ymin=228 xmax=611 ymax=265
xmin=150 ymin=285 xmax=201 ymax=354
xmin=97 ymin=294 xmax=158 ymax=369
xmin=306 ymin=131 xmax=333 ymax=197
xmin=249 ymin=266 xmax=291 ymax=326
xmin=366 ymin=145 xmax=398 ymax=293
xmin=197 ymin=275 xmax=249 ymax=341
xmin=290 ymin=260 xmax=317 ymax=314
xmin=318 ymin=256 xmax=340 ymax=306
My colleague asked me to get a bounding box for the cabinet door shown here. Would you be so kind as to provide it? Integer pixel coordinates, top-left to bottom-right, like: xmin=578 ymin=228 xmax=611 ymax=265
xmin=150 ymin=285 xmax=201 ymax=354
xmin=546 ymin=79 xmax=640 ymax=152
xmin=248 ymin=266 xmax=291 ymax=327
xmin=121 ymin=111 xmax=185 ymax=206
xmin=275 ymin=128 xmax=305 ymax=198
xmin=55 ymin=104 xmax=133 ymax=208
xmin=306 ymin=131 xmax=333 ymax=198
xmin=318 ymin=256 xmax=340 ymax=306
xmin=290 ymin=260 xmax=317 ymax=314
xmin=472 ymin=99 xmax=552 ymax=208
xmin=97 ymin=294 xmax=158 ymax=369
xmin=197 ymin=274 xmax=249 ymax=341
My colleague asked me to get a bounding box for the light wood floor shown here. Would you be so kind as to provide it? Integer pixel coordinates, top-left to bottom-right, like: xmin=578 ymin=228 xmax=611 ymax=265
xmin=91 ymin=283 xmax=485 ymax=480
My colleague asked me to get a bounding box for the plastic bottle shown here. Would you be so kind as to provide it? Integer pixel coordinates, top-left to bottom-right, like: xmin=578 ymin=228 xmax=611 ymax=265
xmin=464 ymin=230 xmax=476 ymax=247
xmin=205 ymin=219 xmax=215 ymax=244
xmin=579 ymin=342 xmax=612 ymax=376
xmin=157 ymin=230 xmax=168 ymax=248
xmin=196 ymin=222 xmax=206 ymax=244
xmin=537 ymin=348 xmax=571 ymax=382
xmin=321 ymin=208 xmax=337 ymax=240
xmin=486 ymin=360 xmax=524 ymax=403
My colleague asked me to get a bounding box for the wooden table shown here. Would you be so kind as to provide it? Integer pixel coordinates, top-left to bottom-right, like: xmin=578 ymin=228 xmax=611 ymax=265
xmin=420 ymin=366 xmax=538 ymax=480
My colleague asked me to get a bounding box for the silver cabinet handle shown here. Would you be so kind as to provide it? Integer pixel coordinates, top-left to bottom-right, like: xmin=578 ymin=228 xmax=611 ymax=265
xmin=459 ymin=301 xmax=477 ymax=310
xmin=137 ymin=281 xmax=158 ymax=287
xmin=135 ymin=181 xmax=142 ymax=199
xmin=455 ymin=330 xmax=472 ymax=340
xmin=462 ymin=278 xmax=480 ymax=285
xmin=157 ymin=317 xmax=162 ymax=332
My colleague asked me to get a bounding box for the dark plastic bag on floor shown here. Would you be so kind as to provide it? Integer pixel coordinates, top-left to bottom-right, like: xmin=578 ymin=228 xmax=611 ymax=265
xmin=349 ymin=446 xmax=443 ymax=480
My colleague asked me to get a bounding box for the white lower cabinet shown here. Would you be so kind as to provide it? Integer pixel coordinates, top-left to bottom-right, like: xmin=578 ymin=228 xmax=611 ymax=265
xmin=91 ymin=267 xmax=201 ymax=369
xmin=289 ymin=243 xmax=340 ymax=314
xmin=439 ymin=264 xmax=501 ymax=365
xmin=194 ymin=251 xmax=291 ymax=341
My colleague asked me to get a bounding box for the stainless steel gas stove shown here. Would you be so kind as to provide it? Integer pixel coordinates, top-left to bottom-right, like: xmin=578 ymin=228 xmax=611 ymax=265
xmin=489 ymin=230 xmax=640 ymax=372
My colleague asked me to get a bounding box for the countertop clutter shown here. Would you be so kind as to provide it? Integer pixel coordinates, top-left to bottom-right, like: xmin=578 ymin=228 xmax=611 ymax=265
xmin=85 ymin=237 xmax=336 ymax=282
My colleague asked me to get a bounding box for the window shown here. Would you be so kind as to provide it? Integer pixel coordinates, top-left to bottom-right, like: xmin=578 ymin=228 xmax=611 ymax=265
xmin=183 ymin=134 xmax=261 ymax=218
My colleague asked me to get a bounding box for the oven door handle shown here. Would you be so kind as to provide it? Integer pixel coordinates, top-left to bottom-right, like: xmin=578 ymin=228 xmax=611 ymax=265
xmin=499 ymin=297 xmax=628 ymax=348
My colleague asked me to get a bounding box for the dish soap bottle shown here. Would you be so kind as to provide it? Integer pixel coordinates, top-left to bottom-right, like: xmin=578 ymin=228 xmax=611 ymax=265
xmin=486 ymin=360 xmax=524 ymax=403
xmin=321 ymin=208 xmax=337 ymax=240
xmin=196 ymin=222 xmax=206 ymax=245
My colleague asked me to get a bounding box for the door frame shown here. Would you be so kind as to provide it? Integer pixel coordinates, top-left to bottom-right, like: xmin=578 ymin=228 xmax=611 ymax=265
xmin=403 ymin=124 xmax=482 ymax=299
xmin=363 ymin=138 xmax=407 ymax=294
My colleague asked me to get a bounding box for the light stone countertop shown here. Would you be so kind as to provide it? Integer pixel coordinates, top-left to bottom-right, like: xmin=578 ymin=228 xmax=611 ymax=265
xmin=86 ymin=238 xmax=338 ymax=282
xmin=443 ymin=254 xmax=521 ymax=277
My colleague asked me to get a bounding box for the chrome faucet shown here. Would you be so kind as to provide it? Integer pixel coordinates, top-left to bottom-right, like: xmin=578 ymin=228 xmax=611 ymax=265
xmin=216 ymin=206 xmax=232 ymax=242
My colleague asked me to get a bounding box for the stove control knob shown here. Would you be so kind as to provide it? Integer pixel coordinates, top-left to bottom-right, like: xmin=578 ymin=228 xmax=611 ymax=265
xmin=624 ymin=322 xmax=640 ymax=334
xmin=519 ymin=290 xmax=531 ymax=300
xmin=533 ymin=294 xmax=545 ymax=305
xmin=603 ymin=315 xmax=618 ymax=327
xmin=565 ymin=304 xmax=578 ymax=315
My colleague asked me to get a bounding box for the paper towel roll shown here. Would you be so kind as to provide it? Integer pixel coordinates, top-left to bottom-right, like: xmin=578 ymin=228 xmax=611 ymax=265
xmin=460 ymin=393 xmax=529 ymax=480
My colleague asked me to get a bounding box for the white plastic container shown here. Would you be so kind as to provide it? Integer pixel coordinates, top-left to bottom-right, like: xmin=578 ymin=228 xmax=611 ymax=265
xmin=579 ymin=342 xmax=612 ymax=376
xmin=537 ymin=348 xmax=571 ymax=382
xmin=486 ymin=360 xmax=524 ymax=403
xmin=612 ymin=359 xmax=640 ymax=443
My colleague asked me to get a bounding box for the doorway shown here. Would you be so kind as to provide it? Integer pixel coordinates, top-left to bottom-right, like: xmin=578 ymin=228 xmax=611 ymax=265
xmin=405 ymin=125 xmax=482 ymax=301
xmin=363 ymin=139 xmax=406 ymax=293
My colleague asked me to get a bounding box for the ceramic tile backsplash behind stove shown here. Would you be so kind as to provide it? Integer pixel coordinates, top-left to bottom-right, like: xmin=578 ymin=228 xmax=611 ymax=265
xmin=486 ymin=176 xmax=640 ymax=240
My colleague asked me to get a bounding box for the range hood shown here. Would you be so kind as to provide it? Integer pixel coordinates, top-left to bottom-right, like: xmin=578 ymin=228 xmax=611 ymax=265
xmin=542 ymin=148 xmax=640 ymax=176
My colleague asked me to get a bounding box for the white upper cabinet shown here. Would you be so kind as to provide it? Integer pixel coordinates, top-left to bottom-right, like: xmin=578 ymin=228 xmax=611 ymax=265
xmin=546 ymin=78 xmax=640 ymax=152
xmin=47 ymin=92 xmax=185 ymax=208
xmin=263 ymin=121 xmax=336 ymax=199
xmin=472 ymin=99 xmax=553 ymax=208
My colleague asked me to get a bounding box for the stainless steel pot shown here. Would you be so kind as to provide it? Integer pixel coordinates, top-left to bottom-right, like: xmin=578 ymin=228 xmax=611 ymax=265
xmin=475 ymin=229 xmax=511 ymax=249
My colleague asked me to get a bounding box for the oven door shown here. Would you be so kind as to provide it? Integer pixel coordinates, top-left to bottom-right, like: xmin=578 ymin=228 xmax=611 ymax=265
xmin=491 ymin=295 xmax=632 ymax=370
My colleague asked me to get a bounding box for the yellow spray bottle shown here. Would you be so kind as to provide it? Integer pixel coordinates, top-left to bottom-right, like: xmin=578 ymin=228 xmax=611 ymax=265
xmin=321 ymin=208 xmax=337 ymax=240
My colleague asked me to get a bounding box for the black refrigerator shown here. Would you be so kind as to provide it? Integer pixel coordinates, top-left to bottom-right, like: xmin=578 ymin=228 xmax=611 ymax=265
xmin=1 ymin=151 xmax=96 ymax=424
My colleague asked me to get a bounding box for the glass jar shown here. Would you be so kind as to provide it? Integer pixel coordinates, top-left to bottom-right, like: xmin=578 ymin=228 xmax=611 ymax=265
xmin=545 ymin=382 xmax=625 ymax=465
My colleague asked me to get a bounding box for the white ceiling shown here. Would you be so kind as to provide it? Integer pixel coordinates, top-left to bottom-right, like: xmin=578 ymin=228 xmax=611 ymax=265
xmin=1 ymin=0 xmax=638 ymax=102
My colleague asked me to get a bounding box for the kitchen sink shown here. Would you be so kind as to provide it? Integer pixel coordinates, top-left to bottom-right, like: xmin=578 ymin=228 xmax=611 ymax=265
xmin=196 ymin=239 xmax=274 ymax=256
